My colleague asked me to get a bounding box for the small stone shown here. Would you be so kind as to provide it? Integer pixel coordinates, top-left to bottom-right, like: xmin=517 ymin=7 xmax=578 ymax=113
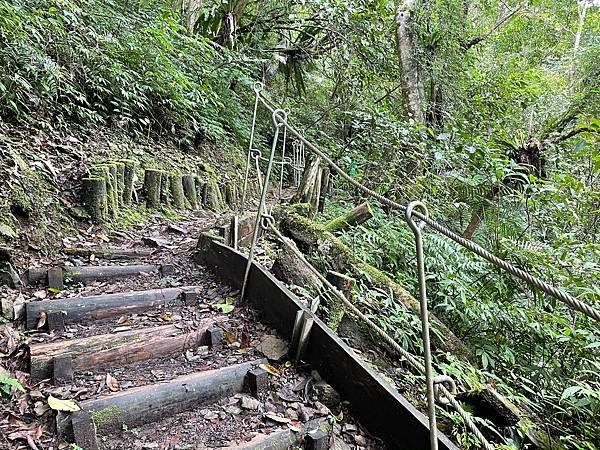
xmin=306 ymin=430 xmax=329 ymax=450
xmin=208 ymin=326 xmax=223 ymax=350
xmin=285 ymin=408 xmax=298 ymax=420
xmin=240 ymin=395 xmax=261 ymax=410
xmin=312 ymin=380 xmax=341 ymax=408
xmin=354 ymin=434 xmax=367 ymax=446
xmin=257 ymin=335 xmax=289 ymax=361
xmin=298 ymin=404 xmax=315 ymax=422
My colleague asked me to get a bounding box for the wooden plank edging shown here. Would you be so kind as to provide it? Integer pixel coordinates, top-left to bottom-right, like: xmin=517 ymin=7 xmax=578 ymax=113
xmin=196 ymin=236 xmax=459 ymax=450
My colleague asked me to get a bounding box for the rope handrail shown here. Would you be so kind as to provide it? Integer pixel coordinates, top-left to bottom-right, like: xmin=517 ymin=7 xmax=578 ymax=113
xmin=252 ymin=86 xmax=600 ymax=324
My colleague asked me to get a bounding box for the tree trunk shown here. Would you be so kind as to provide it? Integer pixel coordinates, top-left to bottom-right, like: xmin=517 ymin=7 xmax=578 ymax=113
xmin=462 ymin=185 xmax=500 ymax=240
xmin=395 ymin=0 xmax=425 ymax=123
xmin=143 ymin=169 xmax=162 ymax=209
xmin=291 ymin=156 xmax=321 ymax=215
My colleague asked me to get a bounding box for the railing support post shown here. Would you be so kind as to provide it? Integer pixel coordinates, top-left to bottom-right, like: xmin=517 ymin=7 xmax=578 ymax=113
xmin=406 ymin=200 xmax=438 ymax=450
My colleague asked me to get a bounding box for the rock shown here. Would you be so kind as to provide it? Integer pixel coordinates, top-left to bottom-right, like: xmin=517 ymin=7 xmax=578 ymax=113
xmin=257 ymin=335 xmax=289 ymax=361
xmin=311 ymin=372 xmax=341 ymax=408
xmin=298 ymin=404 xmax=315 ymax=422
xmin=354 ymin=434 xmax=367 ymax=446
xmin=240 ymin=395 xmax=261 ymax=410
xmin=0 ymin=262 xmax=22 ymax=288
xmin=285 ymin=408 xmax=299 ymax=420
xmin=331 ymin=438 xmax=352 ymax=450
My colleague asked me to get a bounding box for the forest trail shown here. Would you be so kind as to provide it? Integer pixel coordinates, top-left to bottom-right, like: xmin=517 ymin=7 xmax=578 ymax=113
xmin=16 ymin=209 xmax=382 ymax=449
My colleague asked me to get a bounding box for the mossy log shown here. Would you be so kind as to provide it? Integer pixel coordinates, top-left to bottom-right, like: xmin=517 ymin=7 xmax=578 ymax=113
xmin=90 ymin=165 xmax=118 ymax=220
xmin=225 ymin=181 xmax=239 ymax=209
xmin=324 ymin=202 xmax=374 ymax=232
xmin=82 ymin=177 xmax=108 ymax=223
xmin=280 ymin=209 xmax=474 ymax=362
xmin=272 ymin=237 xmax=321 ymax=297
xmin=325 ymin=271 xmax=355 ymax=331
xmin=160 ymin=171 xmax=171 ymax=207
xmin=112 ymin=161 xmax=125 ymax=206
xmin=121 ymin=159 xmax=138 ymax=206
xmin=195 ymin=177 xmax=206 ymax=208
xmin=203 ymin=179 xmax=226 ymax=212
xmin=143 ymin=169 xmax=162 ymax=209
xmin=169 ymin=173 xmax=187 ymax=210
xmin=182 ymin=174 xmax=198 ymax=209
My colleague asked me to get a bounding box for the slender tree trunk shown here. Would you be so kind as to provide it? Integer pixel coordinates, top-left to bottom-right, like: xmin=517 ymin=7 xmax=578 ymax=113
xmin=463 ymin=185 xmax=500 ymax=240
xmin=568 ymin=3 xmax=588 ymax=95
xmin=395 ymin=0 xmax=425 ymax=123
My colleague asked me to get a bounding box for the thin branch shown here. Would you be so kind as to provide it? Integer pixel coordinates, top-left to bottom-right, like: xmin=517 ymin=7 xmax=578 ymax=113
xmin=463 ymin=1 xmax=528 ymax=50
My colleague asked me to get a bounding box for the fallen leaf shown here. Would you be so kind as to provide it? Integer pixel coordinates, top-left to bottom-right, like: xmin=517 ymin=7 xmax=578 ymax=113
xmin=264 ymin=412 xmax=290 ymax=423
xmin=36 ymin=312 xmax=47 ymax=329
xmin=259 ymin=364 xmax=281 ymax=376
xmin=47 ymin=395 xmax=80 ymax=412
xmin=215 ymin=303 xmax=234 ymax=314
xmin=106 ymin=373 xmax=119 ymax=392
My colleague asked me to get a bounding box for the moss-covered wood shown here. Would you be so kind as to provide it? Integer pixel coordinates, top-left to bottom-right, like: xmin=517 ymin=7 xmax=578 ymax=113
xmin=169 ymin=172 xmax=187 ymax=210
xmin=143 ymin=169 xmax=162 ymax=209
xmin=203 ymin=178 xmax=226 ymax=212
xmin=90 ymin=165 xmax=118 ymax=220
xmin=325 ymin=271 xmax=355 ymax=331
xmin=121 ymin=159 xmax=138 ymax=205
xmin=195 ymin=176 xmax=205 ymax=208
xmin=112 ymin=161 xmax=125 ymax=206
xmin=225 ymin=181 xmax=239 ymax=208
xmin=182 ymin=174 xmax=198 ymax=209
xmin=280 ymin=209 xmax=474 ymax=362
xmin=82 ymin=177 xmax=108 ymax=223
xmin=159 ymin=171 xmax=171 ymax=207
xmin=324 ymin=201 xmax=374 ymax=232
xmin=291 ymin=156 xmax=322 ymax=216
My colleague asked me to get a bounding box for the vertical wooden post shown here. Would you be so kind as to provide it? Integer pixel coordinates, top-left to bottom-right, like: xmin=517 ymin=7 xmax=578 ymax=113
xmin=325 ymin=271 xmax=355 ymax=331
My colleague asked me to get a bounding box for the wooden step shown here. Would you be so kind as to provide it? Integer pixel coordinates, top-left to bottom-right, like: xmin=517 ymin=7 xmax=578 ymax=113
xmin=63 ymin=247 xmax=156 ymax=260
xmin=223 ymin=418 xmax=330 ymax=449
xmin=28 ymin=264 xmax=170 ymax=287
xmin=60 ymin=359 xmax=267 ymax=448
xmin=26 ymin=286 xmax=199 ymax=329
xmin=29 ymin=319 xmax=215 ymax=381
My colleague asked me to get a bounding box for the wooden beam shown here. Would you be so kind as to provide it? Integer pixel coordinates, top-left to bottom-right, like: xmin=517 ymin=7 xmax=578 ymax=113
xmin=25 ymin=286 xmax=197 ymax=329
xmin=30 ymin=320 xmax=214 ymax=381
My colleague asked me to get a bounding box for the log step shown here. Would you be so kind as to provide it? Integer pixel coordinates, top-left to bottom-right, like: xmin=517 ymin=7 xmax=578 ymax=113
xmin=27 ymin=264 xmax=171 ymax=287
xmin=223 ymin=418 xmax=331 ymax=449
xmin=26 ymin=286 xmax=200 ymax=329
xmin=29 ymin=319 xmax=215 ymax=381
xmin=60 ymin=359 xmax=267 ymax=445
xmin=63 ymin=247 xmax=156 ymax=260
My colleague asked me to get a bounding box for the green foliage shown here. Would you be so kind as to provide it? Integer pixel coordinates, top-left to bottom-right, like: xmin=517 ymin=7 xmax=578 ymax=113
xmin=0 ymin=376 xmax=25 ymax=396
xmin=0 ymin=0 xmax=254 ymax=145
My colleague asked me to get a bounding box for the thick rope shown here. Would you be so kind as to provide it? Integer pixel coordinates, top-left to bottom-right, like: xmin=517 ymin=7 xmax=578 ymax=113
xmin=255 ymin=91 xmax=600 ymax=323
xmin=267 ymin=223 xmax=495 ymax=450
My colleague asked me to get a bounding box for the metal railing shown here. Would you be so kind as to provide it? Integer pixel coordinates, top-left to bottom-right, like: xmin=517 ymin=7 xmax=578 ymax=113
xmin=238 ymin=82 xmax=600 ymax=450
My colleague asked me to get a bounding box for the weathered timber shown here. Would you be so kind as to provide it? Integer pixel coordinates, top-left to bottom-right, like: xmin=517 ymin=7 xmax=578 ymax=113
xmin=196 ymin=239 xmax=458 ymax=450
xmin=203 ymin=178 xmax=226 ymax=212
xmin=222 ymin=418 xmax=330 ymax=450
xmin=281 ymin=211 xmax=474 ymax=362
xmin=291 ymin=156 xmax=321 ymax=216
xmin=63 ymin=247 xmax=155 ymax=260
xmin=121 ymin=159 xmax=138 ymax=206
xmin=324 ymin=201 xmax=373 ymax=232
xmin=182 ymin=174 xmax=198 ymax=209
xmin=325 ymin=271 xmax=355 ymax=331
xmin=70 ymin=359 xmax=267 ymax=433
xmin=27 ymin=267 xmax=48 ymax=285
xmin=91 ymin=165 xmax=117 ymax=219
xmin=72 ymin=411 xmax=99 ymax=450
xmin=194 ymin=176 xmax=205 ymax=208
xmin=82 ymin=177 xmax=108 ymax=223
xmin=272 ymin=237 xmax=321 ymax=296
xmin=30 ymin=320 xmax=214 ymax=381
xmin=47 ymin=267 xmax=64 ymax=290
xmin=317 ymin=166 xmax=330 ymax=213
xmin=112 ymin=161 xmax=125 ymax=206
xmin=59 ymin=264 xmax=159 ymax=286
xmin=225 ymin=181 xmax=239 ymax=208
xmin=25 ymin=286 xmax=193 ymax=329
xmin=143 ymin=169 xmax=162 ymax=209
xmin=159 ymin=170 xmax=171 ymax=207
xmin=169 ymin=172 xmax=187 ymax=210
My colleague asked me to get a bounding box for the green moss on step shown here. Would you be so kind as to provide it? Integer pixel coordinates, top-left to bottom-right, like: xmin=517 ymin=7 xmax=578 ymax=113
xmin=91 ymin=406 xmax=124 ymax=427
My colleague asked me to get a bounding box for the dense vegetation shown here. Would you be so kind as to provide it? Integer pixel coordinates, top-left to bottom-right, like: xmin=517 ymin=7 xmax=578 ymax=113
xmin=1 ymin=0 xmax=598 ymax=447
